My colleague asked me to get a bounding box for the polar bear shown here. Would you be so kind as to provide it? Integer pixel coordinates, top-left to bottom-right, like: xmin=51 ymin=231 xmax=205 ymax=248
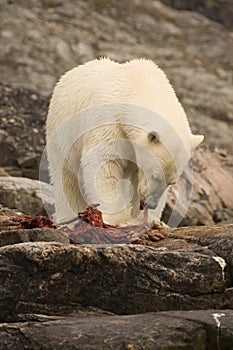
xmin=46 ymin=58 xmax=203 ymax=226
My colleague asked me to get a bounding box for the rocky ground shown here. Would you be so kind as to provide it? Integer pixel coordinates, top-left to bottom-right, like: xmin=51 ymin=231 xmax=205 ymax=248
xmin=0 ymin=0 xmax=233 ymax=348
xmin=1 ymin=219 xmax=233 ymax=349
xmin=161 ymin=0 xmax=233 ymax=29
xmin=1 ymin=0 xmax=233 ymax=158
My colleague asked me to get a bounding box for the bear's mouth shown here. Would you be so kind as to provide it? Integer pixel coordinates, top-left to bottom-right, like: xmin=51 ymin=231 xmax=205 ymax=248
xmin=140 ymin=199 xmax=145 ymax=210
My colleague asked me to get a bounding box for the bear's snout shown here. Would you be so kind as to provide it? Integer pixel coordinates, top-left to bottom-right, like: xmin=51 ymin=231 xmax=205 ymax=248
xmin=145 ymin=196 xmax=159 ymax=210
xmin=144 ymin=177 xmax=167 ymax=210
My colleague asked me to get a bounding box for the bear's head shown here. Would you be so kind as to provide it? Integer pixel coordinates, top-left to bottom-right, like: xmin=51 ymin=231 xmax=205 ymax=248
xmin=136 ymin=129 xmax=203 ymax=210
xmin=121 ymin=105 xmax=204 ymax=211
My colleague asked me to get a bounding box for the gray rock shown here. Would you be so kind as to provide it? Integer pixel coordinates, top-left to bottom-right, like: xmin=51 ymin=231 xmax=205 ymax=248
xmin=0 ymin=83 xmax=48 ymax=179
xmin=0 ymin=0 xmax=232 ymax=162
xmin=0 ymin=177 xmax=54 ymax=216
xmin=161 ymin=0 xmax=233 ymax=29
xmin=0 ymin=205 xmax=24 ymax=217
xmin=0 ymin=309 xmax=233 ymax=350
xmin=0 ymin=227 xmax=69 ymax=248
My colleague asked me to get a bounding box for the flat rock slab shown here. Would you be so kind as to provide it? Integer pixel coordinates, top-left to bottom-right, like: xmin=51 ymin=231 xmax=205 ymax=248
xmin=1 ymin=224 xmax=233 ymax=321
xmin=1 ymin=309 xmax=233 ymax=350
xmin=0 ymin=227 xmax=69 ymax=248
xmin=0 ymin=177 xmax=54 ymax=216
xmin=172 ymin=224 xmax=233 ymax=272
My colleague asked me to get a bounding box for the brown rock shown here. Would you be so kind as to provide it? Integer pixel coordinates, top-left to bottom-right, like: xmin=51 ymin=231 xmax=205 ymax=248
xmin=0 ymin=224 xmax=233 ymax=321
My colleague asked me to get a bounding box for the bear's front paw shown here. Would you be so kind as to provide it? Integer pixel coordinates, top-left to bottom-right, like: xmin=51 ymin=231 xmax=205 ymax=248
xmin=144 ymin=220 xmax=171 ymax=241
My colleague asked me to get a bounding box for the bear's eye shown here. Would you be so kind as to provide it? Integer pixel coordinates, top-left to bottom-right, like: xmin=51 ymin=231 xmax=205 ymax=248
xmin=148 ymin=131 xmax=159 ymax=143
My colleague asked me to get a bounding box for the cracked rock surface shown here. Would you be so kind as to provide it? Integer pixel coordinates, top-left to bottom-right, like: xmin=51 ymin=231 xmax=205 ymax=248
xmin=0 ymin=220 xmax=233 ymax=349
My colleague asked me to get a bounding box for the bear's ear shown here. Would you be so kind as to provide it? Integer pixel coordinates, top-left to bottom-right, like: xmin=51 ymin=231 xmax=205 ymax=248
xmin=191 ymin=134 xmax=204 ymax=151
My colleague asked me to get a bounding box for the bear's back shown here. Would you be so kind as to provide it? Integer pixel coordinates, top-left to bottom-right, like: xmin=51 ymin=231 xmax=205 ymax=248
xmin=46 ymin=58 xmax=190 ymax=140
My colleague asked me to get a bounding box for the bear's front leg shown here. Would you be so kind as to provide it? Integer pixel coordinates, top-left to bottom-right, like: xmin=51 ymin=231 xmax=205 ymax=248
xmin=146 ymin=188 xmax=169 ymax=225
xmin=83 ymin=160 xmax=135 ymax=226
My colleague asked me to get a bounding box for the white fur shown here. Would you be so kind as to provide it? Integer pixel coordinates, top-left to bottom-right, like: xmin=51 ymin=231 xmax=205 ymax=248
xmin=46 ymin=58 xmax=203 ymax=225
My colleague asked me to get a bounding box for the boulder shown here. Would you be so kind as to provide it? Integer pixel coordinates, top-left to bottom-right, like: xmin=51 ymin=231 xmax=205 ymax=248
xmin=0 ymin=177 xmax=54 ymax=216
